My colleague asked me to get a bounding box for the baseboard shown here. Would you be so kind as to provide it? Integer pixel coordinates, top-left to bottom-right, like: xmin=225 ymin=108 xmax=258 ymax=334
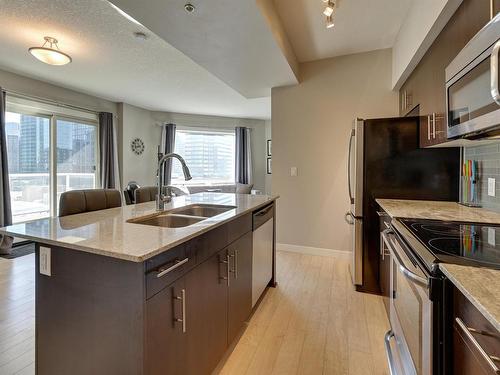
xmin=276 ymin=243 xmax=351 ymax=258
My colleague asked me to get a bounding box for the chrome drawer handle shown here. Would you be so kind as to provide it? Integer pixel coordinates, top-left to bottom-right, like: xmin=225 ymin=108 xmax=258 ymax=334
xmin=173 ymin=289 xmax=186 ymax=333
xmin=384 ymin=330 xmax=397 ymax=375
xmin=156 ymin=258 xmax=189 ymax=278
xmin=456 ymin=318 xmax=500 ymax=373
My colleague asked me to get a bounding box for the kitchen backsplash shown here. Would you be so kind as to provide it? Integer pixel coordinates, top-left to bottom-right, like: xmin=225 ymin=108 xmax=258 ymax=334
xmin=463 ymin=142 xmax=500 ymax=212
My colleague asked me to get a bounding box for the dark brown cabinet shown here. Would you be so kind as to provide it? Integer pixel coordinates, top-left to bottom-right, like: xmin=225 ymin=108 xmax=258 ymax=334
xmin=146 ymin=277 xmax=187 ymax=375
xmin=227 ymin=232 xmax=253 ymax=343
xmin=185 ymin=249 xmax=229 ymax=375
xmin=399 ymin=0 xmax=492 ymax=147
xmin=452 ymin=286 xmax=500 ymax=375
xmin=145 ymin=230 xmax=254 ymax=375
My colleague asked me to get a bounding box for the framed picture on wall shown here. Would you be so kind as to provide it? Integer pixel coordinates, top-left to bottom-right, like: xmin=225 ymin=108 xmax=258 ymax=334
xmin=267 ymin=139 xmax=272 ymax=156
xmin=267 ymin=158 xmax=272 ymax=174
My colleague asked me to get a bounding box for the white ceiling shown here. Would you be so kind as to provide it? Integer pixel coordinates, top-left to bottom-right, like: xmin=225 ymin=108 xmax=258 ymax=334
xmin=110 ymin=0 xmax=299 ymax=99
xmin=0 ymin=0 xmax=274 ymax=119
xmin=274 ymin=0 xmax=414 ymax=63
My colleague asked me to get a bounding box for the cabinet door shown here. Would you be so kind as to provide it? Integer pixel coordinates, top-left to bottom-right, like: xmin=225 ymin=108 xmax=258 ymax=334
xmin=228 ymin=232 xmax=253 ymax=344
xmin=185 ymin=249 xmax=228 ymax=375
xmin=145 ymin=277 xmax=187 ymax=375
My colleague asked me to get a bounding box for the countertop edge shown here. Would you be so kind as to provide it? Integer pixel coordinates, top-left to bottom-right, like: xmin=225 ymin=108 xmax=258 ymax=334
xmin=0 ymin=196 xmax=278 ymax=263
xmin=439 ymin=264 xmax=500 ymax=332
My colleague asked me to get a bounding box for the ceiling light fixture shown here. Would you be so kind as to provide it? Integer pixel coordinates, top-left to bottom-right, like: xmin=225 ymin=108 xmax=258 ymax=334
xmin=326 ymin=16 xmax=335 ymax=29
xmin=322 ymin=1 xmax=336 ymax=29
xmin=109 ymin=2 xmax=143 ymax=26
xmin=28 ymin=36 xmax=72 ymax=66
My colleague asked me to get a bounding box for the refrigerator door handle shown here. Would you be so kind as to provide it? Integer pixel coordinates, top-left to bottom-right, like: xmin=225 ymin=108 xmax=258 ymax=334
xmin=347 ymin=129 xmax=355 ymax=204
xmin=344 ymin=211 xmax=354 ymax=225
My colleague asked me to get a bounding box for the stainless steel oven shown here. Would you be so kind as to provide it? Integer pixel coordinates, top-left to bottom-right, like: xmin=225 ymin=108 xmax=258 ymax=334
xmin=446 ymin=13 xmax=500 ymax=139
xmin=382 ymin=228 xmax=433 ymax=375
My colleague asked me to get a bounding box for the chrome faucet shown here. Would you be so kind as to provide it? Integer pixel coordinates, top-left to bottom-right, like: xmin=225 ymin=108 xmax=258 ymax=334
xmin=157 ymin=153 xmax=192 ymax=210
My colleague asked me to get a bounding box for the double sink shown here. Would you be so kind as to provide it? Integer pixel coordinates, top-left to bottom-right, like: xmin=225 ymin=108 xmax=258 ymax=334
xmin=128 ymin=204 xmax=237 ymax=228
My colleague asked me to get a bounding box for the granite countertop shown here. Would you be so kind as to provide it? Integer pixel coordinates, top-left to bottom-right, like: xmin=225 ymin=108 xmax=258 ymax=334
xmin=0 ymin=193 xmax=278 ymax=262
xmin=376 ymin=199 xmax=500 ymax=223
xmin=439 ymin=263 xmax=500 ymax=332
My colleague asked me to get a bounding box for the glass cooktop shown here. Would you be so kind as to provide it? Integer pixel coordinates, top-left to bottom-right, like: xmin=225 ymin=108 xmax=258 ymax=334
xmin=399 ymin=218 xmax=500 ymax=269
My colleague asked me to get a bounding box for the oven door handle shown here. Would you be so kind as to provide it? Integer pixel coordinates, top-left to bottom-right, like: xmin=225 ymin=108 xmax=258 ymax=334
xmin=384 ymin=330 xmax=398 ymax=375
xmin=383 ymin=231 xmax=429 ymax=288
xmin=491 ymin=39 xmax=500 ymax=105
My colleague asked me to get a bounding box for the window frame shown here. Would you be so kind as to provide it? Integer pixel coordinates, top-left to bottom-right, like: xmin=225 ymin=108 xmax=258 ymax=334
xmin=172 ymin=127 xmax=236 ymax=186
xmin=6 ymin=100 xmax=100 ymax=222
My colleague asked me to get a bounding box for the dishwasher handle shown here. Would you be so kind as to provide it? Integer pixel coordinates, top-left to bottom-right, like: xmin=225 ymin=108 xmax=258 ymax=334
xmin=253 ymin=204 xmax=274 ymax=230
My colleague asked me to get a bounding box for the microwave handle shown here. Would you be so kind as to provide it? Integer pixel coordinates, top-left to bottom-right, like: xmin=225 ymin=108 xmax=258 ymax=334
xmin=491 ymin=40 xmax=500 ymax=105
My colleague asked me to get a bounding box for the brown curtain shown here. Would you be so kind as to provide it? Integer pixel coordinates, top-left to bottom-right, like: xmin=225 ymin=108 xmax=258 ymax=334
xmin=0 ymin=88 xmax=13 ymax=254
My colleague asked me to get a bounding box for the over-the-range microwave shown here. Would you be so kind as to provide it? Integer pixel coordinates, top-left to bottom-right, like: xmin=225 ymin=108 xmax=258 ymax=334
xmin=446 ymin=12 xmax=500 ymax=139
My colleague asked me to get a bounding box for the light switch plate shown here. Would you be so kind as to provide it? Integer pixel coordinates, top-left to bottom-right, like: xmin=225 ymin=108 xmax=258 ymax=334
xmin=488 ymin=178 xmax=496 ymax=197
xmin=290 ymin=167 xmax=298 ymax=177
xmin=39 ymin=246 xmax=51 ymax=276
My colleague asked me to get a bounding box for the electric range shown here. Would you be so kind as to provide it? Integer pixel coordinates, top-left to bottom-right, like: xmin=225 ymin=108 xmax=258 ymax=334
xmin=396 ymin=218 xmax=500 ymax=271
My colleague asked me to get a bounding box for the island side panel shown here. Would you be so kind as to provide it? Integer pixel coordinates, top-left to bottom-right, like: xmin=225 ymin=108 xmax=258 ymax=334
xmin=35 ymin=244 xmax=145 ymax=375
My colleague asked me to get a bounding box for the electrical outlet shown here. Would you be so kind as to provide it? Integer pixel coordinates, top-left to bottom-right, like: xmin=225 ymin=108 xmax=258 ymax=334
xmin=290 ymin=167 xmax=298 ymax=177
xmin=39 ymin=246 xmax=51 ymax=276
xmin=488 ymin=178 xmax=496 ymax=197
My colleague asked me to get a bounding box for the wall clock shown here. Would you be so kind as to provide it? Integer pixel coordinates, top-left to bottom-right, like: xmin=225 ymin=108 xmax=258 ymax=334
xmin=131 ymin=138 xmax=145 ymax=155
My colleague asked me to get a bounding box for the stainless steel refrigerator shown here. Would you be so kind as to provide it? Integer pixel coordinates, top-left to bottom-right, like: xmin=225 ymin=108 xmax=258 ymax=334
xmin=345 ymin=117 xmax=459 ymax=293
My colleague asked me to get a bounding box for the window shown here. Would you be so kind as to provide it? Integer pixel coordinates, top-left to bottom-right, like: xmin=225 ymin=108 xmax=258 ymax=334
xmin=5 ymin=105 xmax=98 ymax=223
xmin=172 ymin=129 xmax=235 ymax=185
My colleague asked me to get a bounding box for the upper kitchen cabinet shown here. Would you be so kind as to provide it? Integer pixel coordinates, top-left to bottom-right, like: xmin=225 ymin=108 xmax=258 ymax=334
xmin=399 ymin=0 xmax=492 ymax=147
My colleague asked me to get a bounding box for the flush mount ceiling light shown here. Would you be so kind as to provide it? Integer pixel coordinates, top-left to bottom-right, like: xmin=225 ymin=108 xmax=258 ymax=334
xmin=28 ymin=36 xmax=72 ymax=66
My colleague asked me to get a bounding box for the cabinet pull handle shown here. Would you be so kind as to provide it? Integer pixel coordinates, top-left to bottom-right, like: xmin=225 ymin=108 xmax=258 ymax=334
xmin=156 ymin=258 xmax=189 ymax=278
xmin=376 ymin=211 xmax=389 ymax=217
xmin=219 ymin=254 xmax=230 ymax=286
xmin=427 ymin=116 xmax=431 ymax=141
xmin=384 ymin=331 xmax=397 ymax=375
xmin=230 ymin=250 xmax=238 ymax=279
xmin=455 ymin=318 xmax=500 ymax=373
xmin=491 ymin=40 xmax=500 ymax=105
xmin=432 ymin=113 xmax=436 ymax=139
xmin=173 ymin=289 xmax=187 ymax=333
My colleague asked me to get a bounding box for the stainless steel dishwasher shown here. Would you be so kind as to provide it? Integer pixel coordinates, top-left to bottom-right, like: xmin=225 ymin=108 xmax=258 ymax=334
xmin=252 ymin=204 xmax=274 ymax=307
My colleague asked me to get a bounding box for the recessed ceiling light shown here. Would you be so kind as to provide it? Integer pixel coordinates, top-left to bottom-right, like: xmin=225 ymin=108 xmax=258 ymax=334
xmin=28 ymin=36 xmax=72 ymax=66
xmin=134 ymin=31 xmax=148 ymax=40
xmin=109 ymin=2 xmax=143 ymax=26
xmin=184 ymin=3 xmax=196 ymax=13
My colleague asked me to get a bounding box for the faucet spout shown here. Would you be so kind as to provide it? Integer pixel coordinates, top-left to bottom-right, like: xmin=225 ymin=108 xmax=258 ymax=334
xmin=157 ymin=153 xmax=192 ymax=210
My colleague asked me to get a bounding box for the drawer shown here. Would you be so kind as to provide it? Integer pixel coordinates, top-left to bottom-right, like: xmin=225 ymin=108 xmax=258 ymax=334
xmin=453 ymin=287 xmax=500 ymax=374
xmin=145 ymin=244 xmax=193 ymax=299
xmin=189 ymin=224 xmax=228 ymax=264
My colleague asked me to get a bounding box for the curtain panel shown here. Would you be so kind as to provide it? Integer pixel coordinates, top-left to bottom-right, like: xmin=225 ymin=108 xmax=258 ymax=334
xmin=0 ymin=88 xmax=13 ymax=254
xmin=99 ymin=112 xmax=120 ymax=192
xmin=235 ymin=127 xmax=253 ymax=185
xmin=160 ymin=123 xmax=176 ymax=186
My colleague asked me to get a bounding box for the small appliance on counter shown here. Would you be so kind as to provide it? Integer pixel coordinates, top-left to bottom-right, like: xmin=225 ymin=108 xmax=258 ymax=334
xmin=384 ymin=217 xmax=500 ymax=375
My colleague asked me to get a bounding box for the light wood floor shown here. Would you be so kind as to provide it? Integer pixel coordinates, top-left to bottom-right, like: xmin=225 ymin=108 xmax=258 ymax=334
xmin=0 ymin=251 xmax=390 ymax=375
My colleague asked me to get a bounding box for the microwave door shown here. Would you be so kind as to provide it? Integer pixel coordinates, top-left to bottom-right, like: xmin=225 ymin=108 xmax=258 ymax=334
xmin=349 ymin=119 xmax=364 ymax=217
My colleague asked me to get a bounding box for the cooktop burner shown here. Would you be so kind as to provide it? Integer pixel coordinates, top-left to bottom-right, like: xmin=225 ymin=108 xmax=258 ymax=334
xmin=400 ymin=219 xmax=500 ymax=269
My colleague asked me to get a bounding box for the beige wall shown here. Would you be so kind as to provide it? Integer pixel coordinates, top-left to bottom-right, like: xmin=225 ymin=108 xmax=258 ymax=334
xmin=0 ymin=69 xmax=117 ymax=114
xmin=272 ymin=49 xmax=398 ymax=252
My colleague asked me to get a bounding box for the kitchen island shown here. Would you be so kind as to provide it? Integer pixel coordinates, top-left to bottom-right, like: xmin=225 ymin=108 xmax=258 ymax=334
xmin=0 ymin=193 xmax=278 ymax=375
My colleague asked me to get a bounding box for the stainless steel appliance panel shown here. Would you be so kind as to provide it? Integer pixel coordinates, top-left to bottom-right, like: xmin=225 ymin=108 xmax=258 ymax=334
xmin=252 ymin=206 xmax=274 ymax=307
xmin=446 ymin=13 xmax=500 ymax=139
xmin=383 ymin=230 xmax=433 ymax=375
xmin=346 ymin=212 xmax=363 ymax=285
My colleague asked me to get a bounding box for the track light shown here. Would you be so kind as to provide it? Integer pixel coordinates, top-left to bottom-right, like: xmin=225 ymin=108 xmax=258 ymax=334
xmin=326 ymin=16 xmax=334 ymax=28
xmin=323 ymin=1 xmax=334 ymax=17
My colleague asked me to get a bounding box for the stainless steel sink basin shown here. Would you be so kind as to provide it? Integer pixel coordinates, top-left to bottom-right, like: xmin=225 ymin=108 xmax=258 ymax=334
xmin=172 ymin=204 xmax=236 ymax=218
xmin=130 ymin=214 xmax=204 ymax=228
xmin=128 ymin=204 xmax=236 ymax=228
